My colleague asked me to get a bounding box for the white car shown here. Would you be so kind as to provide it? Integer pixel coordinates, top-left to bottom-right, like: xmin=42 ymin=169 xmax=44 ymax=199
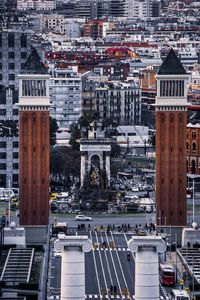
xmin=74 ymin=215 xmax=92 ymax=221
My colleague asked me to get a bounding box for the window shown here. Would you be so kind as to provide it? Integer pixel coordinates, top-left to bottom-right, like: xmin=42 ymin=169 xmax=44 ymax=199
xmin=0 ymin=63 xmax=2 ymax=70
xmin=21 ymin=34 xmax=27 ymax=48
xmin=13 ymin=152 xmax=19 ymax=159
xmin=192 ymin=142 xmax=196 ymax=151
xmin=8 ymin=52 xmax=15 ymax=59
xmin=12 ymin=174 xmax=18 ymax=187
xmin=9 ymin=74 xmax=15 ymax=81
xmin=0 ymin=153 xmax=6 ymax=159
xmin=21 ymin=52 xmax=27 ymax=59
xmin=13 ymin=109 xmax=18 ymax=115
xmin=0 ymin=86 xmax=6 ymax=104
xmin=13 ymin=163 xmax=19 ymax=169
xmin=9 ymin=63 xmax=15 ymax=70
xmin=8 ymin=33 xmax=15 ymax=48
xmin=0 ymin=142 xmax=6 ymax=148
xmin=0 ymin=109 xmax=6 ymax=115
xmin=13 ymin=142 xmax=19 ymax=148
xmin=0 ymin=164 xmax=6 ymax=170
xmin=192 ymin=131 xmax=196 ymax=139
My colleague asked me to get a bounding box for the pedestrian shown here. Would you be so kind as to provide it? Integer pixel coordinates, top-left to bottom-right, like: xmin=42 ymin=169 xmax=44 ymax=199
xmin=114 ymin=285 xmax=117 ymax=294
xmin=110 ymin=285 xmax=113 ymax=295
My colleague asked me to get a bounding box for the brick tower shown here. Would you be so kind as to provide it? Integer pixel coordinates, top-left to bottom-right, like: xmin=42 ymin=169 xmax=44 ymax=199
xmin=156 ymin=49 xmax=188 ymax=227
xmin=18 ymin=48 xmax=50 ymax=226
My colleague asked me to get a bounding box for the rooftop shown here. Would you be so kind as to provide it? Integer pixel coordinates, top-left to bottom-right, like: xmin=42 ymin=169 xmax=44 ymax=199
xmin=21 ymin=47 xmax=48 ymax=75
xmin=157 ymin=48 xmax=187 ymax=75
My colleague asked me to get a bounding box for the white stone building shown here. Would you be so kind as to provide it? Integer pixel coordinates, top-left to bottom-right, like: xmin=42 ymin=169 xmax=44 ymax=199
xmin=17 ymin=0 xmax=55 ymax=10
xmin=50 ymin=67 xmax=82 ymax=128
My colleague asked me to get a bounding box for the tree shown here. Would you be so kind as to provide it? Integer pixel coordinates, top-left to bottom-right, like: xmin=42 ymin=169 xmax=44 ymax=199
xmin=50 ymin=146 xmax=81 ymax=188
xmin=50 ymin=117 xmax=59 ymax=146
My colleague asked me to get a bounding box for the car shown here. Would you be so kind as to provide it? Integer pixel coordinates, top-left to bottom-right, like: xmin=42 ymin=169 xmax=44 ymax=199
xmin=74 ymin=215 xmax=92 ymax=221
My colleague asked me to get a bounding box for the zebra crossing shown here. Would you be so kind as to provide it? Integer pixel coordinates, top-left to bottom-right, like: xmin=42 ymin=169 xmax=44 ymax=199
xmin=95 ymin=247 xmax=128 ymax=251
xmin=47 ymin=294 xmax=135 ymax=299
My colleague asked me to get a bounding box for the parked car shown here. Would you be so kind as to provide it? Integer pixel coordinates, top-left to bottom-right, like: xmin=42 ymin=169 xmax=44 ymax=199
xmin=74 ymin=215 xmax=92 ymax=221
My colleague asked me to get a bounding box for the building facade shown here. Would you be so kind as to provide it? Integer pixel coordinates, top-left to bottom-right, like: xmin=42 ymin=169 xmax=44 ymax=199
xmin=187 ymin=123 xmax=200 ymax=174
xmin=156 ymin=48 xmax=188 ymax=227
xmin=95 ymin=80 xmax=141 ymax=125
xmin=50 ymin=67 xmax=82 ymax=129
xmin=0 ymin=29 xmax=32 ymax=188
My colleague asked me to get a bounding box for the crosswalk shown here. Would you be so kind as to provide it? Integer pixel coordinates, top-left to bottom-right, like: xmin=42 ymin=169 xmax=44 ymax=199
xmin=47 ymin=294 xmax=135 ymax=299
xmin=95 ymin=248 xmax=128 ymax=251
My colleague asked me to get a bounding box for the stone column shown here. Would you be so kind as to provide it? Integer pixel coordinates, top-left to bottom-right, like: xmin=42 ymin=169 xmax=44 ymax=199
xmin=54 ymin=236 xmax=92 ymax=300
xmin=80 ymin=153 xmax=86 ymax=187
xmin=128 ymin=236 xmax=166 ymax=300
xmin=105 ymin=155 xmax=110 ymax=187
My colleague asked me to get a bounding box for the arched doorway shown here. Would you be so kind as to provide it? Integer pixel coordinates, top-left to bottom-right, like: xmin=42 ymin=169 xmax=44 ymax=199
xmin=90 ymin=155 xmax=101 ymax=186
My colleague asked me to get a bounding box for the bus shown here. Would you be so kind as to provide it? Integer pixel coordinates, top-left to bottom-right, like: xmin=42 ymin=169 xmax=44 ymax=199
xmin=160 ymin=264 xmax=175 ymax=286
xmin=170 ymin=289 xmax=190 ymax=300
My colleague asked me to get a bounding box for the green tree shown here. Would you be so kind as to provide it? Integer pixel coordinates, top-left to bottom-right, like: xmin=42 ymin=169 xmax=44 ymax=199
xmin=50 ymin=117 xmax=59 ymax=146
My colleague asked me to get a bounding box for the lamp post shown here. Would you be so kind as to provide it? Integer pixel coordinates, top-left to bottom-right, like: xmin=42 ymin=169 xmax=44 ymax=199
xmin=187 ymin=174 xmax=200 ymax=224
xmin=8 ymin=179 xmax=11 ymax=225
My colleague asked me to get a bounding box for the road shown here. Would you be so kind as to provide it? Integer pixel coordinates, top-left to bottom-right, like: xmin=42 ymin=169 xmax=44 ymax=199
xmin=48 ymin=229 xmax=171 ymax=300
xmin=49 ymin=213 xmax=151 ymax=229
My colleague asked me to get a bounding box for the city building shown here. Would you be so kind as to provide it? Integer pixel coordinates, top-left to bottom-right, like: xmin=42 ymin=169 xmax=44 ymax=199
xmin=50 ymin=66 xmax=82 ymax=128
xmin=156 ymin=48 xmax=188 ymax=227
xmin=95 ymin=80 xmax=141 ymax=125
xmin=17 ymin=0 xmax=56 ymax=10
xmin=18 ymin=47 xmax=50 ymax=226
xmin=187 ymin=123 xmax=200 ymax=175
xmin=0 ymin=28 xmax=32 ymax=188
xmin=140 ymin=66 xmax=157 ymax=127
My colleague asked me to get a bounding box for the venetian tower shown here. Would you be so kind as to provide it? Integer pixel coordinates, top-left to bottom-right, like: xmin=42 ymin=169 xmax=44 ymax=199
xmin=156 ymin=48 xmax=188 ymax=227
xmin=18 ymin=48 xmax=50 ymax=229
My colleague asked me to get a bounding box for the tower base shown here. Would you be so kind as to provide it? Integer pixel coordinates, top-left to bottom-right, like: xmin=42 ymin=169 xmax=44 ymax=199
xmin=24 ymin=226 xmax=48 ymax=246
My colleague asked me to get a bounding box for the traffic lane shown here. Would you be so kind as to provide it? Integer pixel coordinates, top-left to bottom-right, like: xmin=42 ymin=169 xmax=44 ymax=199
xmin=111 ymin=232 xmax=128 ymax=249
xmin=85 ymin=251 xmax=99 ymax=295
xmin=117 ymin=250 xmax=135 ymax=297
xmin=50 ymin=215 xmax=146 ymax=228
xmin=89 ymin=232 xmax=108 ymax=292
xmin=51 ymin=255 xmax=61 ymax=289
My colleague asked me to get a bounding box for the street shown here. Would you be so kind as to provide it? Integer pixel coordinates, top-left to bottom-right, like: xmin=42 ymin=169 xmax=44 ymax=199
xmin=48 ymin=228 xmax=173 ymax=300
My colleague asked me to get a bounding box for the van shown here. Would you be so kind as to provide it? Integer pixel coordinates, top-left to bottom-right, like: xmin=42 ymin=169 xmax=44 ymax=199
xmin=0 ymin=188 xmax=15 ymax=201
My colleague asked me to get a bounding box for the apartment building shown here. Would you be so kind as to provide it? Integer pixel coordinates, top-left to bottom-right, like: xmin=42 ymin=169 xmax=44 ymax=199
xmin=50 ymin=67 xmax=82 ymax=129
xmin=95 ymin=80 xmax=141 ymax=125
xmin=0 ymin=28 xmax=32 ymax=187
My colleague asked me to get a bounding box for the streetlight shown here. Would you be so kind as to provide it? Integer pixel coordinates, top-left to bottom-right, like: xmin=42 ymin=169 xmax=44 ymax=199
xmin=187 ymin=174 xmax=200 ymax=223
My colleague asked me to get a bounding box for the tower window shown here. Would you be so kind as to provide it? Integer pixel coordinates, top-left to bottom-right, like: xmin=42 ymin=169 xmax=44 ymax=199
xmin=192 ymin=131 xmax=196 ymax=139
xmin=192 ymin=142 xmax=196 ymax=151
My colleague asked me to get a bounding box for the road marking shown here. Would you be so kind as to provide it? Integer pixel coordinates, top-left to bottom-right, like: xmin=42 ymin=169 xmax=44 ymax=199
xmin=89 ymin=231 xmax=102 ymax=298
xmin=95 ymin=231 xmax=111 ymax=299
xmin=110 ymin=232 xmax=131 ymax=299
xmin=99 ymin=231 xmax=113 ymax=286
xmin=104 ymin=232 xmax=123 ymax=298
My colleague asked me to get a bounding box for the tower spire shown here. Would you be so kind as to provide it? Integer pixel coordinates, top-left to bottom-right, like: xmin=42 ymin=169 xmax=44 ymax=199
xmin=158 ymin=48 xmax=186 ymax=75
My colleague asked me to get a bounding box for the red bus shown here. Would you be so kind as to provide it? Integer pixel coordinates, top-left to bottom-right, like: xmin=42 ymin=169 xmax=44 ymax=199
xmin=160 ymin=264 xmax=175 ymax=286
